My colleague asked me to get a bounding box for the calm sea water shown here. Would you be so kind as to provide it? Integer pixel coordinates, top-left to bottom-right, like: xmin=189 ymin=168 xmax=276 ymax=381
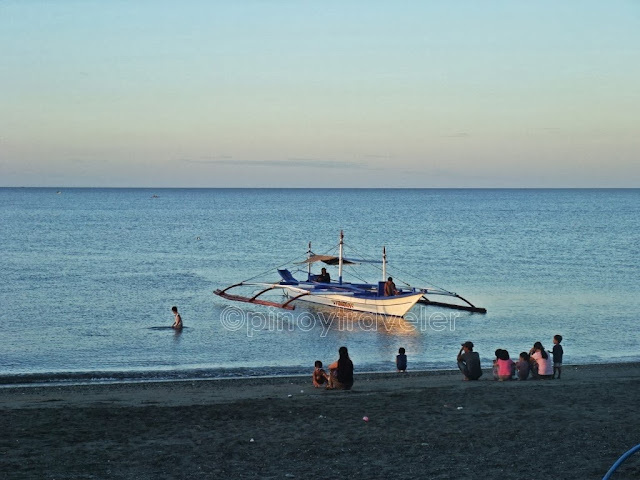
xmin=1 ymin=188 xmax=638 ymax=384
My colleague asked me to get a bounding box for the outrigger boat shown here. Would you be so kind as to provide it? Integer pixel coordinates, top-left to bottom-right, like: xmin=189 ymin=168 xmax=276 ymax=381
xmin=214 ymin=232 xmax=486 ymax=318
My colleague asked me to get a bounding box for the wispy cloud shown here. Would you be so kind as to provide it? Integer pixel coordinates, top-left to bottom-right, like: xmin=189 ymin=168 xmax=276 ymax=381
xmin=397 ymin=167 xmax=492 ymax=182
xmin=184 ymin=157 xmax=369 ymax=170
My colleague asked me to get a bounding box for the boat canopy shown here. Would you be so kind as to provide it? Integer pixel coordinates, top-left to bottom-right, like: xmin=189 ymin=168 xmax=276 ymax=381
xmin=296 ymin=254 xmax=382 ymax=265
xmin=297 ymin=254 xmax=356 ymax=265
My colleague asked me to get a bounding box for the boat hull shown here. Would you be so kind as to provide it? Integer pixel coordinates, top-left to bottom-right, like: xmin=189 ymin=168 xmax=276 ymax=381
xmin=292 ymin=291 xmax=424 ymax=317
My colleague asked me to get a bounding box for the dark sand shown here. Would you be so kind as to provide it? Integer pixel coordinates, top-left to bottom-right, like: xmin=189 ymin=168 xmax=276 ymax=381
xmin=2 ymin=363 xmax=639 ymax=479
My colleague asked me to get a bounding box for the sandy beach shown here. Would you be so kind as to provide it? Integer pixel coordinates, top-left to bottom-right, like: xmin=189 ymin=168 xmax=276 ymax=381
xmin=1 ymin=363 xmax=639 ymax=480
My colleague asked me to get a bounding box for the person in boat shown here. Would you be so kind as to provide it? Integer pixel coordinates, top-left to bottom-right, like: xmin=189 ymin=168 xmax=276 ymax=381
xmin=171 ymin=306 xmax=183 ymax=329
xmin=327 ymin=346 xmax=354 ymax=390
xmin=457 ymin=341 xmax=483 ymax=380
xmin=384 ymin=277 xmax=399 ymax=296
xmin=317 ymin=267 xmax=331 ymax=283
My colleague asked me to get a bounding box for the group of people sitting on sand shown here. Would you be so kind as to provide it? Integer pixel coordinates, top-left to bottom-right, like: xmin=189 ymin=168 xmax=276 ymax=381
xmin=313 ymin=346 xmax=408 ymax=390
xmin=314 ymin=336 xmax=564 ymax=388
xmin=457 ymin=335 xmax=564 ymax=381
xmin=312 ymin=346 xmax=354 ymax=390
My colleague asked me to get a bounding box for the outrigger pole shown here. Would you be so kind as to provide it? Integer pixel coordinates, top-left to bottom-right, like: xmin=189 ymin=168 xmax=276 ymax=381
xmin=419 ymin=294 xmax=487 ymax=314
xmin=214 ymin=283 xmax=310 ymax=310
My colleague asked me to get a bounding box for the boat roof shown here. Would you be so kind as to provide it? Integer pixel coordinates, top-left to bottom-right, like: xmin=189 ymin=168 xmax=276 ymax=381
xmin=296 ymin=254 xmax=382 ymax=265
xmin=296 ymin=254 xmax=356 ymax=265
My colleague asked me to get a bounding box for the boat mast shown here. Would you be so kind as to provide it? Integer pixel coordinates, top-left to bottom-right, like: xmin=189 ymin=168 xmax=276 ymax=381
xmin=382 ymin=246 xmax=387 ymax=281
xmin=307 ymin=241 xmax=312 ymax=281
xmin=338 ymin=230 xmax=344 ymax=285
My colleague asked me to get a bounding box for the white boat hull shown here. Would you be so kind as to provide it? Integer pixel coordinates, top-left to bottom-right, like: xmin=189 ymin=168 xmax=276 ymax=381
xmin=293 ymin=291 xmax=424 ymax=317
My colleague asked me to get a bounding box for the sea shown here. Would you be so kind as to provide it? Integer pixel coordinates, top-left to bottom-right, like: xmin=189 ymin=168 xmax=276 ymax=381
xmin=1 ymin=188 xmax=638 ymax=385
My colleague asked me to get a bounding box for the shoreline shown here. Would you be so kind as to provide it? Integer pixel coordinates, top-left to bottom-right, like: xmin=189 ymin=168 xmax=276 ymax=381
xmin=2 ymin=363 xmax=640 ymax=479
xmin=2 ymin=362 xmax=638 ymax=405
xmin=1 ymin=359 xmax=639 ymax=388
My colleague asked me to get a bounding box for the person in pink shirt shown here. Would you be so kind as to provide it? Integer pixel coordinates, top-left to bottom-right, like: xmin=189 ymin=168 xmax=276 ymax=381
xmin=494 ymin=349 xmax=515 ymax=381
xmin=529 ymin=341 xmax=553 ymax=379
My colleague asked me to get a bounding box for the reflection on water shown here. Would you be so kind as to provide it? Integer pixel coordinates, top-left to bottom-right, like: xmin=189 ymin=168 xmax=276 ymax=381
xmin=173 ymin=328 xmax=183 ymax=341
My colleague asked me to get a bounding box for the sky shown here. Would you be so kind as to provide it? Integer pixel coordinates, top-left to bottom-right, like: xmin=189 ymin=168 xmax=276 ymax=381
xmin=1 ymin=1 xmax=639 ymax=188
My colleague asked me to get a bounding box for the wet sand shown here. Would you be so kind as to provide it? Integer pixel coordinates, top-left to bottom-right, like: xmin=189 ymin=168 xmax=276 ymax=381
xmin=1 ymin=363 xmax=639 ymax=479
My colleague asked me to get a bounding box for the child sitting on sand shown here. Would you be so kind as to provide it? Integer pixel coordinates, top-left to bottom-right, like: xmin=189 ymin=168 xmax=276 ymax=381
xmin=396 ymin=347 xmax=407 ymax=372
xmin=492 ymin=349 xmax=501 ymax=379
xmin=494 ymin=349 xmax=515 ymax=381
xmin=312 ymin=360 xmax=328 ymax=387
xmin=516 ymin=352 xmax=530 ymax=380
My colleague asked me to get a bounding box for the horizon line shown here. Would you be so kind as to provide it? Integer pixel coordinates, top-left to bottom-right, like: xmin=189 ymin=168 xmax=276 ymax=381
xmin=1 ymin=186 xmax=637 ymax=190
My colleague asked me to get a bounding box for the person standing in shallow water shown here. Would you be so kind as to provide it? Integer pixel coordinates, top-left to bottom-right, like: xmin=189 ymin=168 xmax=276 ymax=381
xmin=171 ymin=306 xmax=183 ymax=329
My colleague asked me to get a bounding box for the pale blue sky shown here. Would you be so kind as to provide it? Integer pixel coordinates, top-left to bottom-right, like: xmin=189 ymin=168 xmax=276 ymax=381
xmin=1 ymin=1 xmax=639 ymax=187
